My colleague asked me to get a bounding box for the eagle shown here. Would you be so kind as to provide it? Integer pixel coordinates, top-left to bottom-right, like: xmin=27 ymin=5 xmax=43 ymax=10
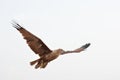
xmin=12 ymin=21 xmax=90 ymax=69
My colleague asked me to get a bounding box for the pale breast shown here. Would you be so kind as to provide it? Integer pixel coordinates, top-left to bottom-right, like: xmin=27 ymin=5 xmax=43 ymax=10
xmin=44 ymin=50 xmax=61 ymax=61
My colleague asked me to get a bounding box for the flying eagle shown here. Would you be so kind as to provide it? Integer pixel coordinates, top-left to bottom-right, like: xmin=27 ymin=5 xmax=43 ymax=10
xmin=12 ymin=21 xmax=90 ymax=69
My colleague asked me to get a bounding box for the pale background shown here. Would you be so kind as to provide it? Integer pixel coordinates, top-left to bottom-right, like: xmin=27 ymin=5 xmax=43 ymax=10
xmin=0 ymin=0 xmax=120 ymax=80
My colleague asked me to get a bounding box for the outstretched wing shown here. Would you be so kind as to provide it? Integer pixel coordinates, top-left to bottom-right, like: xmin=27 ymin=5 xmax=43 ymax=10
xmin=61 ymin=43 xmax=90 ymax=55
xmin=12 ymin=21 xmax=52 ymax=57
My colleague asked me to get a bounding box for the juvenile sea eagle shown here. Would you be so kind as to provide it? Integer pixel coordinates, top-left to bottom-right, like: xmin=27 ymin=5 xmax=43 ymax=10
xmin=12 ymin=21 xmax=90 ymax=69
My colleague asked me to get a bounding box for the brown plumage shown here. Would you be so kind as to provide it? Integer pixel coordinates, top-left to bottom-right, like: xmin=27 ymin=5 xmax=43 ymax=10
xmin=12 ymin=21 xmax=90 ymax=69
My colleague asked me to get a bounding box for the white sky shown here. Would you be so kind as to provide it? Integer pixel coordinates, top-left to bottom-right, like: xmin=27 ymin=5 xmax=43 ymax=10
xmin=0 ymin=0 xmax=120 ymax=80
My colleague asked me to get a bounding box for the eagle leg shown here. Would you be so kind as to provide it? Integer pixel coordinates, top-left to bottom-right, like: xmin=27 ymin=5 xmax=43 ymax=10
xmin=35 ymin=60 xmax=48 ymax=69
xmin=35 ymin=60 xmax=43 ymax=69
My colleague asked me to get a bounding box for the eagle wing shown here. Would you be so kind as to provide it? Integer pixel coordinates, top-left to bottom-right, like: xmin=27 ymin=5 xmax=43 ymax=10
xmin=12 ymin=21 xmax=52 ymax=57
xmin=61 ymin=43 xmax=90 ymax=55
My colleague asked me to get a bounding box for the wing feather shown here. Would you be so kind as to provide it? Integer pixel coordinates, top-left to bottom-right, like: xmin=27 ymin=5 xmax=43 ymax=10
xmin=61 ymin=43 xmax=90 ymax=55
xmin=12 ymin=21 xmax=52 ymax=56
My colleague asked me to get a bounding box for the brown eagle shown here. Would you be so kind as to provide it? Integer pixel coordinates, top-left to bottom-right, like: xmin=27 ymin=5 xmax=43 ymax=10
xmin=12 ymin=21 xmax=90 ymax=69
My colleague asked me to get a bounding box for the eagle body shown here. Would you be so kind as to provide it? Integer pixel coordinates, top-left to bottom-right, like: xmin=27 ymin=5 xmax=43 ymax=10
xmin=44 ymin=49 xmax=64 ymax=61
xmin=12 ymin=21 xmax=90 ymax=69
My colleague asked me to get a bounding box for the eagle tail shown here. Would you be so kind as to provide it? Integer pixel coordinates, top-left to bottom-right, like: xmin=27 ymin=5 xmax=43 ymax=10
xmin=30 ymin=59 xmax=39 ymax=65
